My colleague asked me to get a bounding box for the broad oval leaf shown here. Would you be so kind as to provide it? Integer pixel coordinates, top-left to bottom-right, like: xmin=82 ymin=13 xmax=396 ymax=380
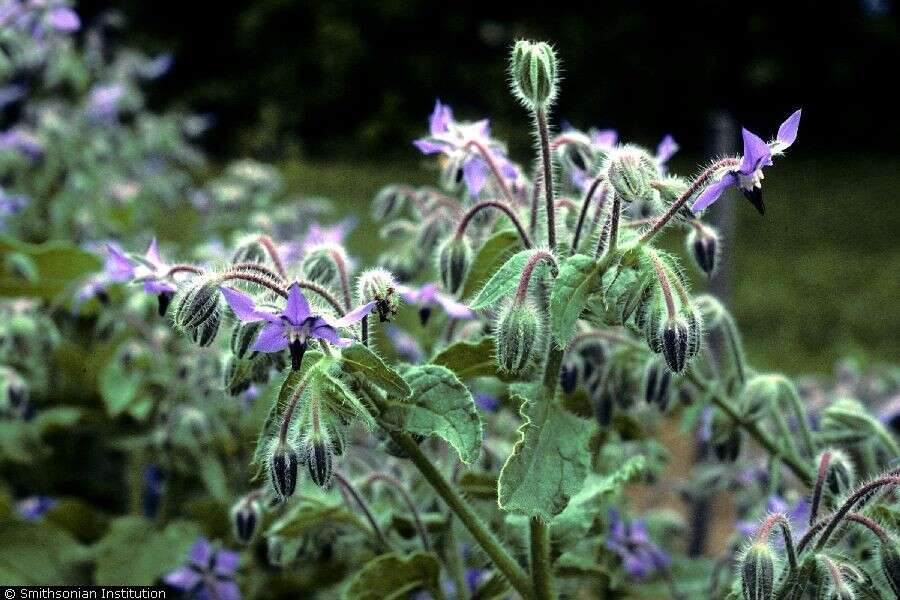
xmin=498 ymin=395 xmax=595 ymax=520
xmin=0 ymin=235 xmax=101 ymax=299
xmin=461 ymin=229 xmax=522 ymax=300
xmin=343 ymin=551 xmax=441 ymax=600
xmin=469 ymin=250 xmax=531 ymax=310
xmin=340 ymin=343 xmax=411 ymax=399
xmin=381 ymin=365 xmax=482 ymax=464
xmin=549 ymin=254 xmax=603 ymax=348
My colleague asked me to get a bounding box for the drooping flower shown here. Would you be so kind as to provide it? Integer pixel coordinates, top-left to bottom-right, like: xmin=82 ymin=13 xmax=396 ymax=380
xmin=413 ymin=100 xmax=517 ymax=196
xmin=386 ymin=325 xmax=425 ymax=364
xmin=164 ymin=538 xmax=241 ymax=600
xmin=396 ymin=283 xmax=473 ymax=325
xmin=691 ymin=110 xmax=801 ymax=214
xmin=86 ymin=84 xmax=125 ymax=122
xmin=474 ymin=393 xmax=500 ymax=413
xmin=656 ymin=134 xmax=679 ymax=166
xmin=17 ymin=496 xmax=56 ymax=521
xmin=605 ymin=509 xmax=670 ymax=580
xmin=590 ymin=128 xmax=618 ymax=149
xmin=45 ymin=5 xmax=79 ymax=32
xmin=221 ymin=283 xmax=374 ymax=369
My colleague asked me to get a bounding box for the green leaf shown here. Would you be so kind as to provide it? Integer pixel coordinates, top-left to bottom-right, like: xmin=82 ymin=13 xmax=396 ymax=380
xmin=498 ymin=395 xmax=595 ymax=520
xmin=461 ymin=230 xmax=522 ymax=300
xmin=0 ymin=235 xmax=101 ymax=298
xmin=469 ymin=249 xmax=531 ymax=310
xmin=98 ymin=357 xmax=141 ymax=418
xmin=92 ymin=517 xmax=200 ymax=586
xmin=316 ymin=368 xmax=376 ymax=429
xmin=0 ymin=522 xmax=85 ymax=584
xmin=549 ymin=254 xmax=602 ymax=348
xmin=200 ymin=456 xmax=229 ymax=502
xmin=269 ymin=497 xmax=362 ymax=537
xmin=340 ymin=344 xmax=411 ymax=399
xmin=431 ymin=337 xmax=516 ymax=382
xmin=343 ymin=551 xmax=441 ymax=600
xmin=381 ymin=365 xmax=482 ymax=464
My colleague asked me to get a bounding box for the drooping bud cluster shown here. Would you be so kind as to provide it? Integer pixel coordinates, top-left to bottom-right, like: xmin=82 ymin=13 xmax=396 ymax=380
xmin=495 ymin=300 xmax=540 ymax=374
xmin=605 ymin=145 xmax=659 ymax=204
xmin=510 ymin=40 xmax=559 ymax=109
xmin=268 ymin=439 xmax=299 ymax=500
xmin=231 ymin=236 xmax=269 ymax=265
xmin=302 ymin=243 xmax=345 ymax=287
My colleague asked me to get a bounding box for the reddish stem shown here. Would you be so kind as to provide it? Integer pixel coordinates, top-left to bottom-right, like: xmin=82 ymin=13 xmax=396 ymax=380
xmin=454 ymin=200 xmax=532 ymax=249
xmin=514 ymin=250 xmax=558 ymax=302
xmin=256 ymin=235 xmax=288 ymax=279
xmin=464 ymin=139 xmax=517 ymax=206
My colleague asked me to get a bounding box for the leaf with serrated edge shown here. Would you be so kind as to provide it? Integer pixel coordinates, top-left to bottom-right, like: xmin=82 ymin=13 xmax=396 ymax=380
xmin=343 ymin=551 xmax=441 ymax=600
xmin=498 ymin=395 xmax=595 ymax=520
xmin=431 ymin=337 xmax=517 ymax=382
xmin=461 ymin=230 xmax=521 ymax=300
xmin=340 ymin=344 xmax=410 ymax=398
xmin=381 ymin=365 xmax=482 ymax=464
xmin=470 ymin=250 xmax=531 ymax=310
xmin=549 ymin=254 xmax=602 ymax=348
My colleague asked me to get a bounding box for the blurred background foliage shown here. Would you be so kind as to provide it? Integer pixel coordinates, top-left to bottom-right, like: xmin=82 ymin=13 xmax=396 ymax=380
xmin=69 ymin=0 xmax=900 ymax=373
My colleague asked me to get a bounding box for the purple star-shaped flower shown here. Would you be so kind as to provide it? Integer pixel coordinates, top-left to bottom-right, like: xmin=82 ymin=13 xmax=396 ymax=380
xmin=164 ymin=538 xmax=241 ymax=600
xmin=413 ymin=100 xmax=517 ymax=196
xmin=396 ymin=283 xmax=473 ymax=325
xmin=605 ymin=510 xmax=670 ymax=580
xmin=221 ymin=283 xmax=374 ymax=369
xmin=691 ymin=110 xmax=801 ymax=215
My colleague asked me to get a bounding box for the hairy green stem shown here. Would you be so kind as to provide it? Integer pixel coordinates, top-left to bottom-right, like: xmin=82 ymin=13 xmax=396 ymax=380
xmin=454 ymin=199 xmax=533 ymax=249
xmin=535 ymin=108 xmax=556 ymax=249
xmin=571 ymin=176 xmax=604 ymax=253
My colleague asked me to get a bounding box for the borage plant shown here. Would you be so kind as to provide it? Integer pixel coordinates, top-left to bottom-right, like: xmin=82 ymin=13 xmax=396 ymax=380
xmin=110 ymin=41 xmax=898 ymax=600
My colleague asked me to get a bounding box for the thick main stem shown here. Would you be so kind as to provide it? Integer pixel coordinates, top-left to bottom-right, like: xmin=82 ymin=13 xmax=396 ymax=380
xmin=389 ymin=432 xmax=532 ymax=598
xmin=535 ymin=108 xmax=556 ymax=249
xmin=530 ymin=518 xmax=554 ymax=600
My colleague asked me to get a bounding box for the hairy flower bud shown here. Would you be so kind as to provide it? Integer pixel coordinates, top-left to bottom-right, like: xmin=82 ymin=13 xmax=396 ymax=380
xmin=741 ymin=543 xmax=775 ymax=600
xmin=357 ymin=268 xmax=400 ymax=322
xmin=560 ymin=359 xmax=579 ymax=394
xmin=686 ymin=225 xmax=719 ymax=276
xmin=302 ymin=244 xmax=343 ymax=287
xmin=224 ymin=358 xmax=251 ymax=396
xmin=232 ymin=238 xmax=268 ymax=265
xmin=881 ymin=540 xmax=900 ymax=598
xmin=510 ymin=40 xmax=558 ymax=109
xmin=712 ymin=415 xmax=742 ymax=462
xmin=591 ymin=381 xmax=614 ymax=428
xmin=231 ymin=496 xmax=261 ymax=544
xmin=606 ymin=146 xmax=658 ymax=204
xmin=437 ymin=236 xmax=471 ymax=295
xmin=231 ymin=320 xmax=264 ymax=359
xmin=643 ymin=358 xmax=672 ymax=411
xmin=823 ymin=449 xmax=855 ymax=503
xmin=495 ymin=301 xmax=539 ymax=374
xmin=662 ymin=315 xmax=690 ymax=373
xmin=172 ymin=280 xmax=221 ymax=334
xmin=190 ymin=310 xmax=220 ymax=347
xmin=372 ymin=185 xmax=411 ymax=221
xmin=268 ymin=439 xmax=298 ymax=499
xmin=304 ymin=435 xmax=334 ymax=489
xmin=740 ymin=375 xmax=782 ymax=421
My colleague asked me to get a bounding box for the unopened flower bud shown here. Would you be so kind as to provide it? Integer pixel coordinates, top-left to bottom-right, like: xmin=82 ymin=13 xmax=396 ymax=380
xmin=302 ymin=244 xmax=344 ymax=287
xmin=495 ymin=300 xmax=539 ymax=374
xmin=232 ymin=238 xmax=268 ymax=265
xmin=372 ymin=185 xmax=411 ymax=221
xmin=190 ymin=310 xmax=220 ymax=347
xmin=643 ymin=293 xmax=666 ymax=354
xmin=172 ymin=280 xmax=221 ymax=334
xmin=510 ymin=40 xmax=558 ymax=109
xmin=591 ymin=381 xmax=614 ymax=427
xmin=740 ymin=375 xmax=782 ymax=421
xmin=560 ymin=359 xmax=579 ymax=394
xmin=684 ymin=304 xmax=703 ymax=359
xmin=224 ymin=358 xmax=251 ymax=396
xmin=741 ymin=543 xmax=775 ymax=600
xmin=606 ymin=146 xmax=658 ymax=204
xmin=231 ymin=320 xmax=264 ymax=359
xmin=357 ymin=268 xmax=400 ymax=322
xmin=437 ymin=236 xmax=471 ymax=295
xmin=304 ymin=435 xmax=334 ymax=489
xmin=881 ymin=540 xmax=900 ymax=598
xmin=231 ymin=496 xmax=261 ymax=544
xmin=712 ymin=414 xmax=742 ymax=462
xmin=822 ymin=449 xmax=855 ymax=503
xmin=643 ymin=358 xmax=672 ymax=411
xmin=687 ymin=225 xmax=719 ymax=276
xmin=662 ymin=315 xmax=690 ymax=373
xmin=268 ymin=439 xmax=298 ymax=499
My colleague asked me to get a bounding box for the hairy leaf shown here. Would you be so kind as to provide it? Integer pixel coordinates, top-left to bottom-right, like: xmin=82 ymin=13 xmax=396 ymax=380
xmin=340 ymin=343 xmax=411 ymax=399
xmin=0 ymin=522 xmax=85 ymax=584
xmin=461 ymin=229 xmax=522 ymax=300
xmin=431 ymin=337 xmax=516 ymax=382
xmin=549 ymin=254 xmax=602 ymax=347
xmin=498 ymin=395 xmax=595 ymax=520
xmin=92 ymin=516 xmax=200 ymax=585
xmin=269 ymin=498 xmax=362 ymax=538
xmin=343 ymin=551 xmax=441 ymax=600
xmin=469 ymin=250 xmax=531 ymax=310
xmin=381 ymin=365 xmax=482 ymax=464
